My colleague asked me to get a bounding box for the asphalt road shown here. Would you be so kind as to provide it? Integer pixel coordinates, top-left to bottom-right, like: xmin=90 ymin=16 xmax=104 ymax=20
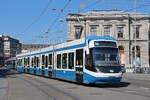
xmin=0 ymin=67 xmax=150 ymax=100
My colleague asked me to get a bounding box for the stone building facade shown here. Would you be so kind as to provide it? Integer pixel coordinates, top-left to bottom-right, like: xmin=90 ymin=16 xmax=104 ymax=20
xmin=66 ymin=10 xmax=150 ymax=69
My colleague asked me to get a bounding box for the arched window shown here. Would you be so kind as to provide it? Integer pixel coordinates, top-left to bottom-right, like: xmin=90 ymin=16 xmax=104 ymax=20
xmin=118 ymin=46 xmax=125 ymax=65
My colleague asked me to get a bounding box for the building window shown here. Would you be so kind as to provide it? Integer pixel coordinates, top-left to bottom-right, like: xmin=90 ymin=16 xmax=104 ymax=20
xmin=104 ymin=27 xmax=110 ymax=37
xmin=117 ymin=26 xmax=124 ymax=38
xmin=75 ymin=26 xmax=83 ymax=39
xmin=118 ymin=46 xmax=125 ymax=65
xmin=90 ymin=26 xmax=97 ymax=36
xmin=133 ymin=26 xmax=140 ymax=38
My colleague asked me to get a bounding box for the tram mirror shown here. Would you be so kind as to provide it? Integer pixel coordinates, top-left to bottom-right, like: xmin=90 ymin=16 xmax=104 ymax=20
xmin=86 ymin=48 xmax=89 ymax=54
xmin=86 ymin=39 xmax=90 ymax=54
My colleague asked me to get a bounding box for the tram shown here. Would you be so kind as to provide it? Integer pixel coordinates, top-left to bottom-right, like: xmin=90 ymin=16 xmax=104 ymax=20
xmin=16 ymin=36 xmax=123 ymax=84
xmin=5 ymin=57 xmax=16 ymax=69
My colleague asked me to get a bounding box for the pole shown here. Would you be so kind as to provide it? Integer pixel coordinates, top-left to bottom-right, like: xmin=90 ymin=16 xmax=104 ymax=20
xmin=84 ymin=19 xmax=86 ymax=37
xmin=134 ymin=0 xmax=137 ymax=68
xmin=128 ymin=14 xmax=131 ymax=65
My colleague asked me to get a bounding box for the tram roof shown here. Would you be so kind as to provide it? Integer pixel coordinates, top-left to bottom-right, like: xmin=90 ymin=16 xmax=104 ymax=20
xmin=17 ymin=36 xmax=116 ymax=58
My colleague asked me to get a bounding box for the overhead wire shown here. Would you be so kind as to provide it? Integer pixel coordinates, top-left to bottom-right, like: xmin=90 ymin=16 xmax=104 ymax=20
xmin=125 ymin=3 xmax=150 ymax=12
xmin=21 ymin=0 xmax=53 ymax=34
xmin=80 ymin=0 xmax=103 ymax=12
xmin=45 ymin=0 xmax=72 ymax=34
xmin=79 ymin=0 xmax=150 ymax=12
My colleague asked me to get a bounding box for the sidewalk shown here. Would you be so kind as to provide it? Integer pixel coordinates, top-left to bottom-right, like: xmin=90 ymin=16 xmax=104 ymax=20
xmin=123 ymin=72 xmax=150 ymax=81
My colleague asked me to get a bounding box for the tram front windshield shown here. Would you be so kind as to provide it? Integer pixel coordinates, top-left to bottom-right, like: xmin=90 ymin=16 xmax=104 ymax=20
xmin=86 ymin=47 xmax=121 ymax=73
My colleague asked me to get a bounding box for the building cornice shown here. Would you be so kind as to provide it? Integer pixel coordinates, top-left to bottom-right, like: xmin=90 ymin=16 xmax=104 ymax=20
xmin=66 ymin=16 xmax=150 ymax=21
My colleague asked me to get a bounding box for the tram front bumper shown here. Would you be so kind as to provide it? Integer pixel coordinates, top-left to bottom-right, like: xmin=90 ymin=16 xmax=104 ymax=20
xmin=94 ymin=77 xmax=122 ymax=84
xmin=84 ymin=72 xmax=122 ymax=84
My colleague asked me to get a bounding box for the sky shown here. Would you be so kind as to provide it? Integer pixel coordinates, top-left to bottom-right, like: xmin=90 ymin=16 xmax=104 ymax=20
xmin=0 ymin=0 xmax=150 ymax=44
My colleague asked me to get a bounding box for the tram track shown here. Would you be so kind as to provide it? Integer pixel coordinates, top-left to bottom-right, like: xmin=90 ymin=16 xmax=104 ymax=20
xmin=17 ymin=74 xmax=80 ymax=100
xmin=17 ymin=72 xmax=150 ymax=99
xmin=2 ymin=69 xmax=150 ymax=100
xmin=21 ymin=73 xmax=150 ymax=99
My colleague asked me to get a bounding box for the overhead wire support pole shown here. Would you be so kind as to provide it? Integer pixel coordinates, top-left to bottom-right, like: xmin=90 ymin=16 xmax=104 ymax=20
xmin=134 ymin=0 xmax=137 ymax=69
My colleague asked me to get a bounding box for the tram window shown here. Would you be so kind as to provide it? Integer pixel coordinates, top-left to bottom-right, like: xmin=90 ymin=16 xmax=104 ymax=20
xmin=42 ymin=55 xmax=45 ymax=65
xmin=25 ymin=58 xmax=27 ymax=66
xmin=17 ymin=59 xmax=21 ymax=66
xmin=36 ymin=57 xmax=39 ymax=67
xmin=57 ymin=54 xmax=61 ymax=68
xmin=45 ymin=56 xmax=48 ymax=68
xmin=31 ymin=58 xmax=34 ymax=67
xmin=85 ymin=51 xmax=96 ymax=72
xmin=17 ymin=60 xmax=19 ymax=66
xmin=24 ymin=58 xmax=25 ymax=66
xmin=27 ymin=57 xmax=30 ymax=65
xmin=68 ymin=52 xmax=74 ymax=69
xmin=34 ymin=56 xmax=36 ymax=66
xmin=76 ymin=49 xmax=83 ymax=66
xmin=20 ymin=59 xmax=22 ymax=66
xmin=62 ymin=53 xmax=67 ymax=69
xmin=48 ymin=54 xmax=52 ymax=65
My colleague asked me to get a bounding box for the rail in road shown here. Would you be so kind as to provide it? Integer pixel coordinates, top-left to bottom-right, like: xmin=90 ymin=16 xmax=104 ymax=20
xmin=0 ymin=68 xmax=150 ymax=100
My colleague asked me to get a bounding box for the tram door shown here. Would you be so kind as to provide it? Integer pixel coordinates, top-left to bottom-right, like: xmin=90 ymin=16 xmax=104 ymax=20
xmin=41 ymin=55 xmax=45 ymax=75
xmin=75 ymin=49 xmax=83 ymax=83
xmin=48 ymin=54 xmax=53 ymax=77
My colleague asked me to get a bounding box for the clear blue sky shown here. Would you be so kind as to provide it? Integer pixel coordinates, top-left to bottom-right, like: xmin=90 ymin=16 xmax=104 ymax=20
xmin=0 ymin=0 xmax=150 ymax=44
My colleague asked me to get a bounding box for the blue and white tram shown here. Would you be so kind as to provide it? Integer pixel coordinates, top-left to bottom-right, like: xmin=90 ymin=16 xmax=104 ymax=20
xmin=16 ymin=36 xmax=122 ymax=84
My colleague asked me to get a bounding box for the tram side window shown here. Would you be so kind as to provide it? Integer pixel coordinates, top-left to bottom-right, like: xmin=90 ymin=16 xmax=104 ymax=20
xmin=62 ymin=53 xmax=67 ymax=69
xmin=48 ymin=54 xmax=52 ymax=65
xmin=45 ymin=56 xmax=48 ymax=68
xmin=85 ymin=51 xmax=96 ymax=72
xmin=68 ymin=52 xmax=74 ymax=69
xmin=31 ymin=58 xmax=34 ymax=67
xmin=25 ymin=58 xmax=27 ymax=66
xmin=17 ymin=60 xmax=19 ymax=66
xmin=17 ymin=59 xmax=22 ymax=66
xmin=20 ymin=59 xmax=22 ymax=66
xmin=24 ymin=58 xmax=26 ymax=66
xmin=27 ymin=57 xmax=30 ymax=66
xmin=76 ymin=49 xmax=83 ymax=66
xmin=57 ymin=54 xmax=61 ymax=69
xmin=36 ymin=57 xmax=39 ymax=67
xmin=42 ymin=55 xmax=45 ymax=65
xmin=34 ymin=56 xmax=36 ymax=67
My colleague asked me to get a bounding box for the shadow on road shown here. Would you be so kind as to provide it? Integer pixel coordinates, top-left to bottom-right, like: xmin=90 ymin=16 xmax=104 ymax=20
xmin=54 ymin=78 xmax=131 ymax=88
xmin=85 ymin=82 xmax=131 ymax=88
